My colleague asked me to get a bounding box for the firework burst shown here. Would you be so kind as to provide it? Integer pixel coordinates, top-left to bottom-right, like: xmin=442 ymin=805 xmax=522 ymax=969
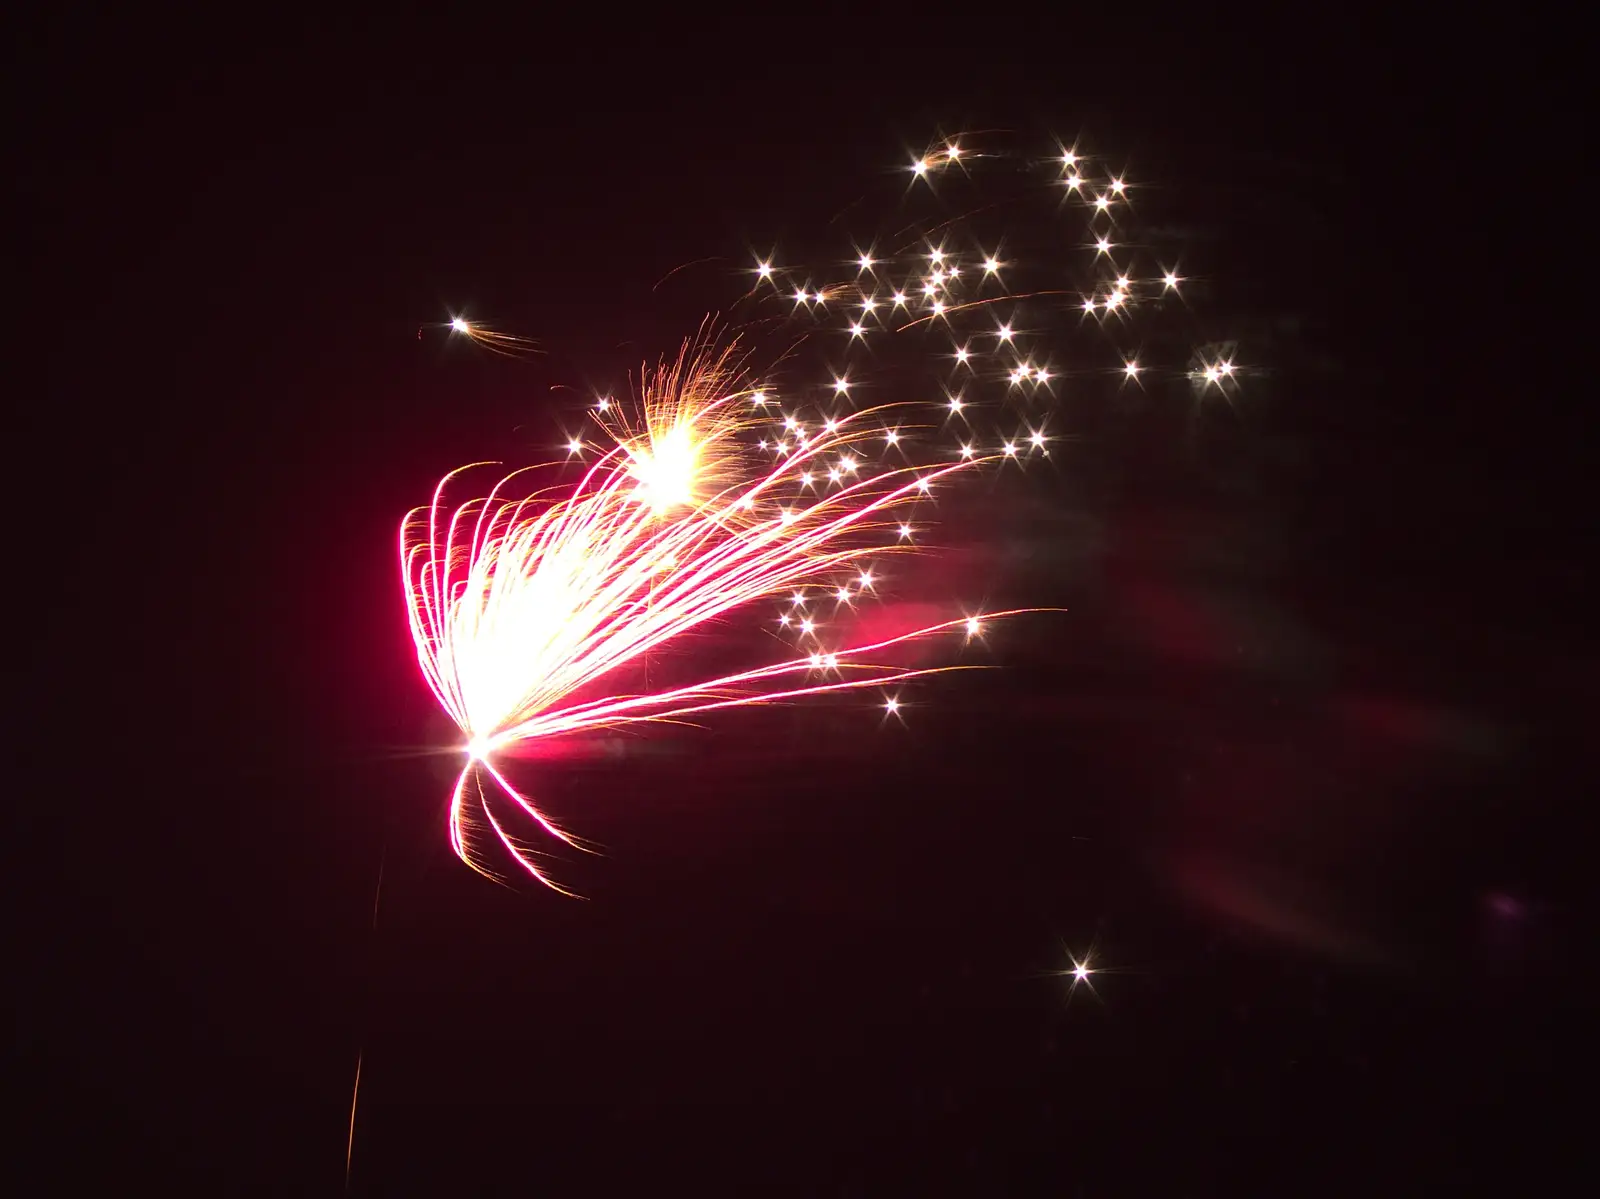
xmin=403 ymin=133 xmax=1238 ymax=890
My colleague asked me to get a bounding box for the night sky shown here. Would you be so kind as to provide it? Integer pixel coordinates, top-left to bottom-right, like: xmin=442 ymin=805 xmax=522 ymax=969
xmin=18 ymin=16 xmax=1584 ymax=1196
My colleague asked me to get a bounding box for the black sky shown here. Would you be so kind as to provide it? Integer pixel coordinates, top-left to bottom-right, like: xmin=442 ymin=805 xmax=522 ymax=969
xmin=17 ymin=15 xmax=1586 ymax=1196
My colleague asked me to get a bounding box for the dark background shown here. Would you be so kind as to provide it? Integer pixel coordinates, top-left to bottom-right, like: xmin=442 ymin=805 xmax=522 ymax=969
xmin=17 ymin=14 xmax=1585 ymax=1196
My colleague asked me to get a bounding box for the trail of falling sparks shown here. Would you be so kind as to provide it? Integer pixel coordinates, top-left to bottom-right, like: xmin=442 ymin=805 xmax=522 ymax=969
xmin=404 ymin=133 xmax=1240 ymax=890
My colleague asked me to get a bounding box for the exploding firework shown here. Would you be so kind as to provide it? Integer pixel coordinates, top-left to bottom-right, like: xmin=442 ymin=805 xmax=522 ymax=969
xmin=402 ymin=134 xmax=1239 ymax=889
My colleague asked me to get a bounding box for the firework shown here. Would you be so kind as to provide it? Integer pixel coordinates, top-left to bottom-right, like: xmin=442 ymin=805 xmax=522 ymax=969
xmin=403 ymin=134 xmax=1238 ymax=889
xmin=418 ymin=316 xmax=540 ymax=357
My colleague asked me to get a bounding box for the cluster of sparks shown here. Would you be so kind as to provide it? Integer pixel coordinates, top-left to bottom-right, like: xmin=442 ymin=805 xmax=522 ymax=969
xmin=407 ymin=135 xmax=1239 ymax=891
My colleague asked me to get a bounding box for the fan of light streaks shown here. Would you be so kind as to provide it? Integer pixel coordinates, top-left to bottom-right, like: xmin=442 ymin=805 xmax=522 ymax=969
xmin=403 ymin=133 xmax=1240 ymax=890
xmin=403 ymin=332 xmax=1042 ymax=890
